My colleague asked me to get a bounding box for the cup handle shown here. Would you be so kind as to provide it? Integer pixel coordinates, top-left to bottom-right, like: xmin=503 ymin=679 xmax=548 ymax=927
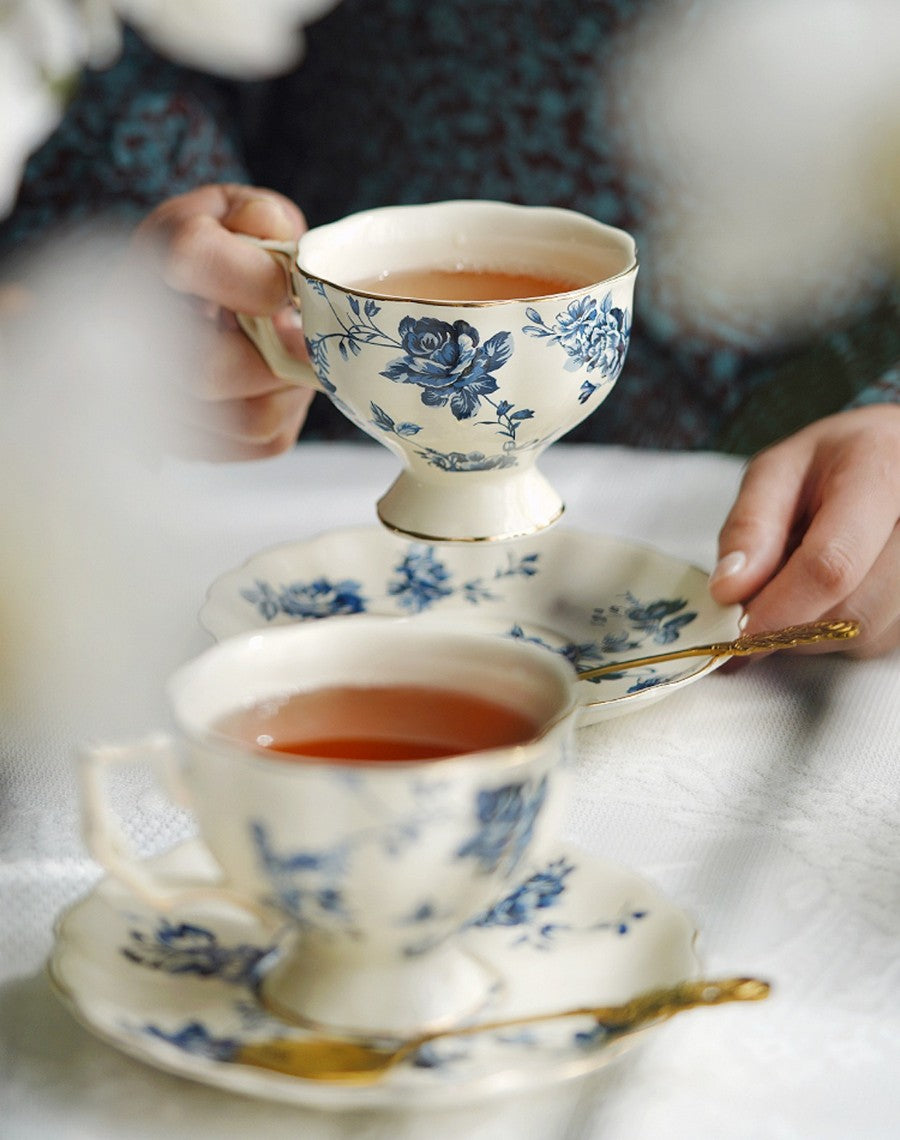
xmin=234 ymin=238 xmax=326 ymax=391
xmin=80 ymin=734 xmax=279 ymax=926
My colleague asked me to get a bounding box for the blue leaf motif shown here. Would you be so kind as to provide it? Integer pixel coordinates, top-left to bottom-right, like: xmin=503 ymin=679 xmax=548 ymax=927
xmin=144 ymin=1022 xmax=239 ymax=1062
xmin=481 ymin=331 xmax=514 ymax=369
xmin=656 ymin=613 xmax=698 ymax=644
xmin=456 ymin=776 xmax=548 ymax=876
xmin=451 ymin=376 xmax=499 ymax=419
xmin=250 ymin=821 xmax=351 ymax=926
xmin=370 ymin=402 xmax=396 ymax=432
xmin=469 ymin=857 xmax=574 ymax=929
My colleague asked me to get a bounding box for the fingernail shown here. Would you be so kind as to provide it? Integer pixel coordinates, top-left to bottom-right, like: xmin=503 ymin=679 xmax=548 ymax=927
xmin=709 ymin=550 xmax=747 ymax=586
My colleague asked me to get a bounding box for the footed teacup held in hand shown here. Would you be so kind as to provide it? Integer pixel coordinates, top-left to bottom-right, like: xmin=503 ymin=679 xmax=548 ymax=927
xmin=236 ymin=200 xmax=638 ymax=542
xmin=81 ymin=616 xmax=579 ymax=1038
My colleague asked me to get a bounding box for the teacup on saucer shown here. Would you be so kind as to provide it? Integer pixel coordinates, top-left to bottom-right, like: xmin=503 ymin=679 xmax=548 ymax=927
xmin=49 ymin=838 xmax=699 ymax=1108
xmin=81 ymin=617 xmax=579 ymax=1036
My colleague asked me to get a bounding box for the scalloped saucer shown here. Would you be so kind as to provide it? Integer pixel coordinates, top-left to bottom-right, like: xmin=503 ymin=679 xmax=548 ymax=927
xmin=49 ymin=840 xmax=699 ymax=1110
xmin=200 ymin=526 xmax=743 ymax=726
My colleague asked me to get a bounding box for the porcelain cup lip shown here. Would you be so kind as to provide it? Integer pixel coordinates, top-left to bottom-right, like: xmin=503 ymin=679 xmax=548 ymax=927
xmin=294 ymin=199 xmax=639 ymax=303
xmin=166 ymin=614 xmax=580 ymax=773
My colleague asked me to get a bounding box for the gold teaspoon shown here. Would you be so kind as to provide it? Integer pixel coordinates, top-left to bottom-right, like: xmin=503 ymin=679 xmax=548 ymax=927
xmin=235 ymin=976 xmax=769 ymax=1084
xmin=576 ymin=619 xmax=860 ymax=681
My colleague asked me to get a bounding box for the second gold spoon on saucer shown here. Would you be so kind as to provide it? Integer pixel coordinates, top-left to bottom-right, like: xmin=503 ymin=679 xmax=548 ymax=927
xmin=576 ymin=618 xmax=859 ymax=680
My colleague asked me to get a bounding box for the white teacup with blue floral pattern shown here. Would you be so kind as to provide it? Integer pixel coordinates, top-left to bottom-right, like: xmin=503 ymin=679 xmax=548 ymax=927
xmin=81 ymin=616 xmax=578 ymax=1036
xmin=237 ymin=200 xmax=637 ymax=541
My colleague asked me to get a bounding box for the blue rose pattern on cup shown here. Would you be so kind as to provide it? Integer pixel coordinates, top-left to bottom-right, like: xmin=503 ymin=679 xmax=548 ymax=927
xmin=303 ymin=282 xmax=631 ymax=473
xmin=380 ymin=317 xmax=520 ymax=427
xmin=306 ymin=286 xmax=535 ymax=467
xmin=244 ymin=774 xmax=548 ymax=948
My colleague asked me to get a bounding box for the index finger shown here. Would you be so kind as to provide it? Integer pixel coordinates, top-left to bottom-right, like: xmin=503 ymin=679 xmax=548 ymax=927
xmin=743 ymin=446 xmax=900 ymax=631
xmin=134 ymin=184 xmax=306 ymax=315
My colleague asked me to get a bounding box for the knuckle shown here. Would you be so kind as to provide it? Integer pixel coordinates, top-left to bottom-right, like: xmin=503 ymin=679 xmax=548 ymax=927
xmin=234 ymin=400 xmax=280 ymax=444
xmin=800 ymin=540 xmax=859 ymax=597
xmin=232 ymin=392 xmax=299 ymax=446
xmin=162 ymin=216 xmax=214 ymax=293
xmin=254 ymin=429 xmax=296 ymax=458
xmin=718 ymin=507 xmax=766 ymax=548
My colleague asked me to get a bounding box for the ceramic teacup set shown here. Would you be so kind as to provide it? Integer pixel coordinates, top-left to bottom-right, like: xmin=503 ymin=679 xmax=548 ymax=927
xmin=73 ymin=202 xmax=709 ymax=1092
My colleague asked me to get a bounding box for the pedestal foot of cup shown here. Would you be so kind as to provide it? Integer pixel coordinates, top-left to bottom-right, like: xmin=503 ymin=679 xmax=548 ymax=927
xmin=376 ymin=465 xmax=564 ymax=543
xmin=259 ymin=934 xmax=502 ymax=1038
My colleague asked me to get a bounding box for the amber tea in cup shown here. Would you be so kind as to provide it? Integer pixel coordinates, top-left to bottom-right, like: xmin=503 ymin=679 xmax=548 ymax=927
xmin=348 ymin=265 xmax=598 ymax=302
xmin=212 ymin=682 xmax=541 ymax=762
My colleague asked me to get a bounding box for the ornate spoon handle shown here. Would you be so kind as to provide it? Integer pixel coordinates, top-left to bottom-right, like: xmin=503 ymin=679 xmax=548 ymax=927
xmin=577 ymin=618 xmax=859 ymax=681
xmin=236 ymin=976 xmax=769 ymax=1083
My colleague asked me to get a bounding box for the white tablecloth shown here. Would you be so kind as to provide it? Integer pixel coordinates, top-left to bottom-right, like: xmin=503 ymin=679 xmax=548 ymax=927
xmin=2 ymin=442 xmax=899 ymax=1139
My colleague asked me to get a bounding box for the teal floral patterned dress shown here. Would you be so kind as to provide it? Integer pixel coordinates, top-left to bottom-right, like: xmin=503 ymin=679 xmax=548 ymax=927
xmin=2 ymin=0 xmax=897 ymax=452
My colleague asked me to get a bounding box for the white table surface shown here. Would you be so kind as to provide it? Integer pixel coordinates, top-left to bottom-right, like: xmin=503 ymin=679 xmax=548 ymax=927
xmin=2 ymin=441 xmax=898 ymax=1139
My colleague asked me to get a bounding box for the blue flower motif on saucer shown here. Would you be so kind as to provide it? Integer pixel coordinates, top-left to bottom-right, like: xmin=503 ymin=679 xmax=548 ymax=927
xmin=470 ymin=855 xmax=650 ymax=950
xmin=387 ymin=545 xmax=454 ymax=612
xmin=506 ymin=591 xmax=700 ymax=693
xmin=121 ymin=919 xmax=271 ymax=986
xmin=592 ymin=593 xmax=697 ymax=647
xmin=456 ymin=776 xmax=548 ymax=876
xmin=240 ymin=576 xmax=367 ymax=622
xmin=240 ymin=543 xmax=544 ymax=623
xmin=523 ymin=292 xmax=631 ymax=402
xmin=470 ymin=855 xmax=575 ymax=941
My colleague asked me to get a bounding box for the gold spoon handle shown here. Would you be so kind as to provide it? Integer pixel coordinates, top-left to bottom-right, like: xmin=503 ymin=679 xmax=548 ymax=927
xmin=577 ymin=618 xmax=859 ymax=681
xmin=421 ymin=975 xmax=770 ymax=1043
xmin=236 ymin=976 xmax=770 ymax=1083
